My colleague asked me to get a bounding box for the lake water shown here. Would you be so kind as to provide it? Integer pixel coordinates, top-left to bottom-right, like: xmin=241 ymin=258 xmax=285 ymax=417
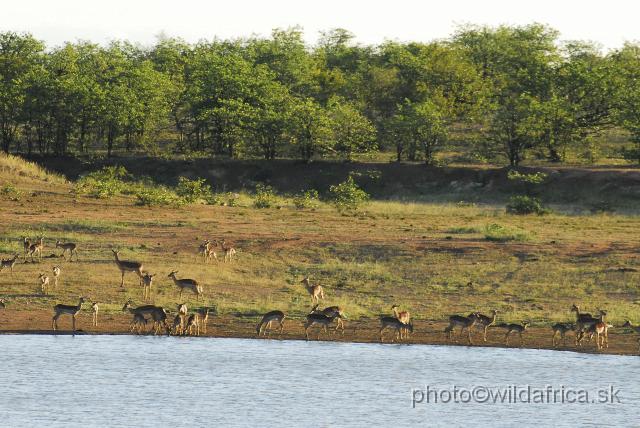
xmin=0 ymin=335 xmax=638 ymax=427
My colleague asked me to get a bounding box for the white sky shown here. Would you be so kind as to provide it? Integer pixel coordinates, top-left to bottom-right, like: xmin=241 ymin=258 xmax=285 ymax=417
xmin=2 ymin=0 xmax=639 ymax=49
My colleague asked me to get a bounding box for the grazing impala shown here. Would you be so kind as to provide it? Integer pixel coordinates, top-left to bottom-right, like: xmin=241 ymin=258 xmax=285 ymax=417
xmin=112 ymin=250 xmax=144 ymax=287
xmin=304 ymin=311 xmax=343 ymax=340
xmin=52 ymin=297 xmax=85 ymax=331
xmin=495 ymin=321 xmax=530 ymax=346
xmin=256 ymin=310 xmax=286 ymax=337
xmin=168 ymin=271 xmax=203 ymax=300
xmin=55 ymin=240 xmax=78 ymax=261
xmin=0 ymin=254 xmax=19 ymax=275
xmin=28 ymin=237 xmax=44 ymax=263
xmin=301 ymin=277 xmax=324 ymax=304
xmin=311 ymin=304 xmax=347 ymax=333
xmin=444 ymin=314 xmax=477 ymax=344
xmin=551 ymin=322 xmax=574 ymax=347
xmin=379 ymin=316 xmax=413 ymax=343
xmin=130 ymin=313 xmax=148 ymax=334
xmin=122 ymin=301 xmax=170 ymax=335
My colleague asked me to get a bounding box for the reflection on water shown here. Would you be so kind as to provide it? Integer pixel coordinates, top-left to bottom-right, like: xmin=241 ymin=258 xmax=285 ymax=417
xmin=0 ymin=335 xmax=638 ymax=427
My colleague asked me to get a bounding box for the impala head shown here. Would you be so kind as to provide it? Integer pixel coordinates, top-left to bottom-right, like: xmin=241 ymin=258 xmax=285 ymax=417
xmin=168 ymin=271 xmax=178 ymax=278
xmin=522 ymin=321 xmax=530 ymax=329
xmin=122 ymin=301 xmax=133 ymax=312
xmin=391 ymin=304 xmax=399 ymax=310
xmin=78 ymin=297 xmax=86 ymax=304
xmin=571 ymin=304 xmax=580 ymax=313
xmin=623 ymin=320 xmax=632 ymax=328
xmin=491 ymin=309 xmax=498 ymax=315
xmin=0 ymin=298 xmax=6 ymax=308
xmin=300 ymin=277 xmax=310 ymax=284
xmin=112 ymin=249 xmax=120 ymax=257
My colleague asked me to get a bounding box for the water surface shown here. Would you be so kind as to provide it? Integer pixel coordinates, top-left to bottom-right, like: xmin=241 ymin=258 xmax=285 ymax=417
xmin=0 ymin=335 xmax=637 ymax=427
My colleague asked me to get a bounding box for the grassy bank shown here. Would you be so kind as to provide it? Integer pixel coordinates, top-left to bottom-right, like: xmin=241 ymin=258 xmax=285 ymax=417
xmin=0 ymin=155 xmax=639 ymax=354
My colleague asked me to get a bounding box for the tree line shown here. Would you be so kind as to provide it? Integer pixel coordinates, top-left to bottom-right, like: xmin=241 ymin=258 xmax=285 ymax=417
xmin=1 ymin=24 xmax=639 ymax=166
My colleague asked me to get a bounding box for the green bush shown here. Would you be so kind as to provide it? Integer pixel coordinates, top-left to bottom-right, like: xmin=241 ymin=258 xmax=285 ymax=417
xmin=292 ymin=189 xmax=319 ymax=209
xmin=506 ymin=195 xmax=549 ymax=215
xmin=135 ymin=187 xmax=183 ymax=207
xmin=176 ymin=177 xmax=212 ymax=203
xmin=253 ymin=184 xmax=277 ymax=209
xmin=0 ymin=183 xmax=22 ymax=201
xmin=484 ymin=223 xmax=531 ymax=242
xmin=75 ymin=166 xmax=128 ymax=199
xmin=328 ymin=176 xmax=369 ymax=212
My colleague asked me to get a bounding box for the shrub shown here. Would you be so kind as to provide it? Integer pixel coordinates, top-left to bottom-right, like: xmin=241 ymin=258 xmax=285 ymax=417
xmin=135 ymin=187 xmax=183 ymax=207
xmin=328 ymin=176 xmax=369 ymax=212
xmin=0 ymin=183 xmax=22 ymax=201
xmin=176 ymin=177 xmax=212 ymax=203
xmin=293 ymin=189 xmax=319 ymax=209
xmin=506 ymin=195 xmax=549 ymax=215
xmin=253 ymin=184 xmax=277 ymax=209
xmin=483 ymin=223 xmax=531 ymax=242
xmin=75 ymin=166 xmax=128 ymax=199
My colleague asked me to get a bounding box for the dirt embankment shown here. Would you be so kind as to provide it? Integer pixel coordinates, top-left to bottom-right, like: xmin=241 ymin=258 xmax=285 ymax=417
xmin=0 ymin=310 xmax=638 ymax=356
xmin=32 ymin=156 xmax=640 ymax=208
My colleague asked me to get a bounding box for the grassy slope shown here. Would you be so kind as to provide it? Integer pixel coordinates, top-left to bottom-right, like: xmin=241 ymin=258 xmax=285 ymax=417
xmin=0 ymin=155 xmax=639 ymax=352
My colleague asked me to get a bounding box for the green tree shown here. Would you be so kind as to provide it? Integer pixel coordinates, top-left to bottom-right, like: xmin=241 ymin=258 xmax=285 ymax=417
xmin=328 ymin=98 xmax=376 ymax=160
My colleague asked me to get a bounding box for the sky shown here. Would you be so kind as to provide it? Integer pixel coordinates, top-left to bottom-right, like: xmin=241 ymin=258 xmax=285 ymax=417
xmin=1 ymin=0 xmax=639 ymax=49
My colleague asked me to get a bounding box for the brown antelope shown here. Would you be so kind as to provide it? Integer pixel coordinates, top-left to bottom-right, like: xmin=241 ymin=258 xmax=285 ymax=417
xmin=379 ymin=316 xmax=413 ymax=343
xmin=168 ymin=271 xmax=203 ymax=300
xmin=55 ymin=240 xmax=78 ymax=261
xmin=300 ymin=277 xmax=324 ymax=304
xmin=587 ymin=320 xmax=612 ymax=351
xmin=185 ymin=313 xmax=201 ymax=336
xmin=444 ymin=314 xmax=477 ymax=344
xmin=575 ymin=308 xmax=607 ymax=346
xmin=52 ymin=297 xmax=85 ymax=331
xmin=197 ymin=240 xmax=211 ymax=262
xmin=172 ymin=313 xmax=185 ymax=335
xmin=391 ymin=304 xmax=411 ymax=338
xmin=256 ymin=310 xmax=286 ymax=337
xmin=112 ymin=250 xmax=144 ymax=287
xmin=551 ymin=322 xmax=574 ymax=347
xmin=221 ymin=240 xmax=236 ymax=262
xmin=22 ymin=237 xmax=31 ymax=260
xmin=140 ymin=273 xmax=155 ymax=300
xmin=38 ymin=273 xmax=50 ymax=295
xmin=311 ymin=304 xmax=346 ymax=333
xmin=0 ymin=254 xmax=19 ymax=274
xmin=130 ymin=313 xmax=148 ymax=334
xmin=28 ymin=237 xmax=44 ymax=263
xmin=571 ymin=304 xmax=600 ymax=344
xmin=470 ymin=310 xmax=498 ymax=342
xmin=52 ymin=266 xmax=61 ymax=288
xmin=495 ymin=321 xmax=529 ymax=346
xmin=177 ymin=303 xmax=188 ymax=317
xmin=91 ymin=302 xmax=99 ymax=327
xmin=197 ymin=308 xmax=210 ymax=333
xmin=205 ymin=247 xmax=218 ymax=263
xmin=122 ymin=301 xmax=170 ymax=335
xmin=622 ymin=320 xmax=640 ymax=353
xmin=304 ymin=311 xmax=343 ymax=340
xmin=0 ymin=298 xmax=7 ymax=308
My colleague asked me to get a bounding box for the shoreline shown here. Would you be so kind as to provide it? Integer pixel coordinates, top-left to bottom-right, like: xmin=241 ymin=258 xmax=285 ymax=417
xmin=0 ymin=313 xmax=638 ymax=357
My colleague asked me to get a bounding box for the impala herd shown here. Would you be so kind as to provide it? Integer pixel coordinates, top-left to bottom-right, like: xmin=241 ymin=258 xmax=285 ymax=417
xmin=0 ymin=236 xmax=639 ymax=354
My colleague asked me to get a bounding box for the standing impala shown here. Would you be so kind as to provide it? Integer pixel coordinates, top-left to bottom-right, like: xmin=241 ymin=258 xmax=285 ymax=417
xmin=0 ymin=254 xmax=19 ymax=275
xmin=112 ymin=250 xmax=144 ymax=287
xmin=168 ymin=271 xmax=203 ymax=300
xmin=220 ymin=240 xmax=236 ymax=263
xmin=28 ymin=237 xmax=44 ymax=263
xmin=300 ymin=277 xmax=324 ymax=304
xmin=444 ymin=314 xmax=477 ymax=344
xmin=22 ymin=237 xmax=31 ymax=261
xmin=52 ymin=266 xmax=61 ymax=288
xmin=52 ymin=297 xmax=85 ymax=331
